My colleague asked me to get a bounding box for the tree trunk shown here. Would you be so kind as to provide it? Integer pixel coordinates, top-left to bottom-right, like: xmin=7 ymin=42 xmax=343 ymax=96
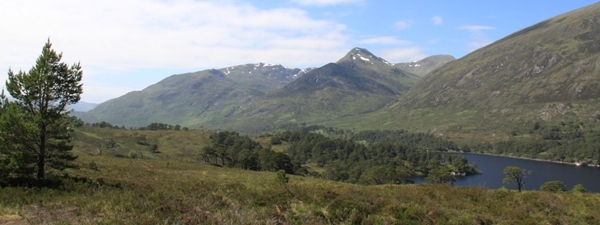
xmin=37 ymin=132 xmax=46 ymax=180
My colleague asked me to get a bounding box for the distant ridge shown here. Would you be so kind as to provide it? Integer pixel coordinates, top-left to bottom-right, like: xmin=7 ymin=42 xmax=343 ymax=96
xmin=69 ymin=101 xmax=98 ymax=112
xmin=78 ymin=64 xmax=312 ymax=127
xmin=218 ymin=63 xmax=312 ymax=92
xmin=75 ymin=48 xmax=453 ymax=131
xmin=394 ymin=55 xmax=455 ymax=77
xmin=208 ymin=47 xmax=425 ymax=132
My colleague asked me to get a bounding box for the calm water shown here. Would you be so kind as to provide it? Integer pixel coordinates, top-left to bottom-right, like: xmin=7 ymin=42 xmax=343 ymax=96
xmin=414 ymin=153 xmax=600 ymax=192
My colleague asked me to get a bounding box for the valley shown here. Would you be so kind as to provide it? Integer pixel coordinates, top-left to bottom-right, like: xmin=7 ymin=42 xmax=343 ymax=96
xmin=71 ymin=0 xmax=600 ymax=186
xmin=76 ymin=2 xmax=600 ymax=146
xmin=3 ymin=2 xmax=600 ymax=224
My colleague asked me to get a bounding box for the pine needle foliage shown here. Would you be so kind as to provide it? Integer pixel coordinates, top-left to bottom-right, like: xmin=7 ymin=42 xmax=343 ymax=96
xmin=1 ymin=40 xmax=82 ymax=185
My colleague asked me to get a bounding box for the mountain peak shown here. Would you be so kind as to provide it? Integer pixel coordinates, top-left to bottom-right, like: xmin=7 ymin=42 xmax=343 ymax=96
xmin=349 ymin=47 xmax=371 ymax=55
xmin=337 ymin=47 xmax=392 ymax=65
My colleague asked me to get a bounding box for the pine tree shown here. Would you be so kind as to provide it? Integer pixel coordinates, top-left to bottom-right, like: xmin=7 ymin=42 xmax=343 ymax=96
xmin=503 ymin=166 xmax=531 ymax=192
xmin=1 ymin=39 xmax=82 ymax=183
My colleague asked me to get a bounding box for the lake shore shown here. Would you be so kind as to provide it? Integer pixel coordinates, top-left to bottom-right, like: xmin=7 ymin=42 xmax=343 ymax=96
xmin=439 ymin=152 xmax=600 ymax=192
xmin=449 ymin=151 xmax=600 ymax=168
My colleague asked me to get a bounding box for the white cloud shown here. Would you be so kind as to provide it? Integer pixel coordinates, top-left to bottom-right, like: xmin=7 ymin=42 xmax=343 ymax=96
xmin=359 ymin=36 xmax=411 ymax=45
xmin=379 ymin=47 xmax=427 ymax=63
xmin=459 ymin=25 xmax=495 ymax=51
xmin=0 ymin=0 xmax=351 ymax=103
xmin=431 ymin=16 xmax=443 ymax=25
xmin=81 ymin=84 xmax=142 ymax=105
xmin=291 ymin=0 xmax=363 ymax=6
xmin=394 ymin=20 xmax=415 ymax=30
xmin=466 ymin=38 xmax=493 ymax=51
xmin=357 ymin=36 xmax=425 ymax=63
xmin=460 ymin=25 xmax=495 ymax=31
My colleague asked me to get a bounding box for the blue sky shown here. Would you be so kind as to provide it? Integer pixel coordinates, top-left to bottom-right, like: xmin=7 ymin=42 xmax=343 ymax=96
xmin=1 ymin=0 xmax=597 ymax=103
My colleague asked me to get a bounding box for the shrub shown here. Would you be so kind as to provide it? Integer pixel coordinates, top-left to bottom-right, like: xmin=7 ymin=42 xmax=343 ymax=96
xmin=128 ymin=150 xmax=138 ymax=159
xmin=275 ymin=170 xmax=289 ymax=185
xmin=572 ymin=184 xmax=586 ymax=193
xmin=148 ymin=144 xmax=158 ymax=153
xmin=270 ymin=136 xmax=282 ymax=145
xmin=540 ymin=181 xmax=566 ymax=192
xmin=88 ymin=161 xmax=99 ymax=171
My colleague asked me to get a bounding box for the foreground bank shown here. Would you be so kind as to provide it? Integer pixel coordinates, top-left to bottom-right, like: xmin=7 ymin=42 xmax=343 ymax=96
xmin=1 ymin=154 xmax=599 ymax=224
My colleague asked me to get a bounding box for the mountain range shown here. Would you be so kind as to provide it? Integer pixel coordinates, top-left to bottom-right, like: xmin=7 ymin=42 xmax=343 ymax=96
xmin=77 ymin=2 xmax=600 ymax=140
xmin=76 ymin=48 xmax=452 ymax=131
xmin=75 ymin=63 xmax=313 ymax=127
xmin=213 ymin=48 xmax=433 ymax=132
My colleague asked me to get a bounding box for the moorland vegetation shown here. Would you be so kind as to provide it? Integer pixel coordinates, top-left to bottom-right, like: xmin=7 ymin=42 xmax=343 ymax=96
xmin=3 ymin=125 xmax=600 ymax=224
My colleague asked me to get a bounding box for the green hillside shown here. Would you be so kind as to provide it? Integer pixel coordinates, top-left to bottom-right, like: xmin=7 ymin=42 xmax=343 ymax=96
xmin=401 ymin=3 xmax=600 ymax=109
xmin=331 ymin=2 xmax=600 ymax=142
xmin=77 ymin=63 xmax=312 ymax=128
xmin=78 ymin=70 xmax=266 ymax=128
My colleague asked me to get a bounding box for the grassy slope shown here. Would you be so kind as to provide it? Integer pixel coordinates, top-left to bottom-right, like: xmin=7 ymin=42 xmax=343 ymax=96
xmin=72 ymin=126 xmax=212 ymax=159
xmin=1 ymin=127 xmax=600 ymax=224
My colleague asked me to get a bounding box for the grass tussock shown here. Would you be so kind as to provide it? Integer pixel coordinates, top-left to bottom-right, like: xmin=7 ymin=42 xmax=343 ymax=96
xmin=2 ymin=152 xmax=600 ymax=224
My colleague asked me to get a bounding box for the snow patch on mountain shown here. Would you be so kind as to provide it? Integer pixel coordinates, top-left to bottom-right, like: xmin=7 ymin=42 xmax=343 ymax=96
xmin=357 ymin=53 xmax=370 ymax=61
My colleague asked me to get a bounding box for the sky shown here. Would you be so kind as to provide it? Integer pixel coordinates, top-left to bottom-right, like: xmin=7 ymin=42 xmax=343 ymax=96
xmin=1 ymin=0 xmax=598 ymax=103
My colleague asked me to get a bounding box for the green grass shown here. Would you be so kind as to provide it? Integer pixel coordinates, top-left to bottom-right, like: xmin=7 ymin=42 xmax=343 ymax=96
xmin=2 ymin=153 xmax=600 ymax=224
xmin=453 ymin=110 xmax=477 ymax=117
xmin=2 ymin=127 xmax=600 ymax=224
xmin=72 ymin=126 xmax=212 ymax=159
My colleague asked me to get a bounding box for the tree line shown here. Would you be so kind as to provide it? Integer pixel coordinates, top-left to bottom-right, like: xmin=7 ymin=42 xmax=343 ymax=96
xmin=502 ymin=165 xmax=586 ymax=193
xmin=88 ymin=121 xmax=190 ymax=131
xmin=200 ymin=131 xmax=298 ymax=174
xmin=272 ymin=131 xmax=477 ymax=184
xmin=350 ymin=130 xmax=459 ymax=151
xmin=467 ymin=120 xmax=600 ymax=165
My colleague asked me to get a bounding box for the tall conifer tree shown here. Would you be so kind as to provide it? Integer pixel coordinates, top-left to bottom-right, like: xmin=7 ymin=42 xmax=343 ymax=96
xmin=2 ymin=39 xmax=82 ymax=182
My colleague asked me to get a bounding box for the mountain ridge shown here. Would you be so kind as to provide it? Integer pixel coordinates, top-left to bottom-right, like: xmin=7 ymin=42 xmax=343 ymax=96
xmin=77 ymin=64 xmax=312 ymax=127
xmin=394 ymin=55 xmax=455 ymax=77
xmin=399 ymin=2 xmax=600 ymax=109
xmin=77 ymin=49 xmax=452 ymax=130
xmin=198 ymin=47 xmax=432 ymax=132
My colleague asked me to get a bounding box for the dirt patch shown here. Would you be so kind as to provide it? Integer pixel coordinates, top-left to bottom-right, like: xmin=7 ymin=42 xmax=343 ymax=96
xmin=0 ymin=214 xmax=27 ymax=225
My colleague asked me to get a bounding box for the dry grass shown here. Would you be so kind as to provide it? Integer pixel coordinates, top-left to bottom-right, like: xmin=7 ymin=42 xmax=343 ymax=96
xmin=1 ymin=152 xmax=599 ymax=224
xmin=1 ymin=127 xmax=600 ymax=224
